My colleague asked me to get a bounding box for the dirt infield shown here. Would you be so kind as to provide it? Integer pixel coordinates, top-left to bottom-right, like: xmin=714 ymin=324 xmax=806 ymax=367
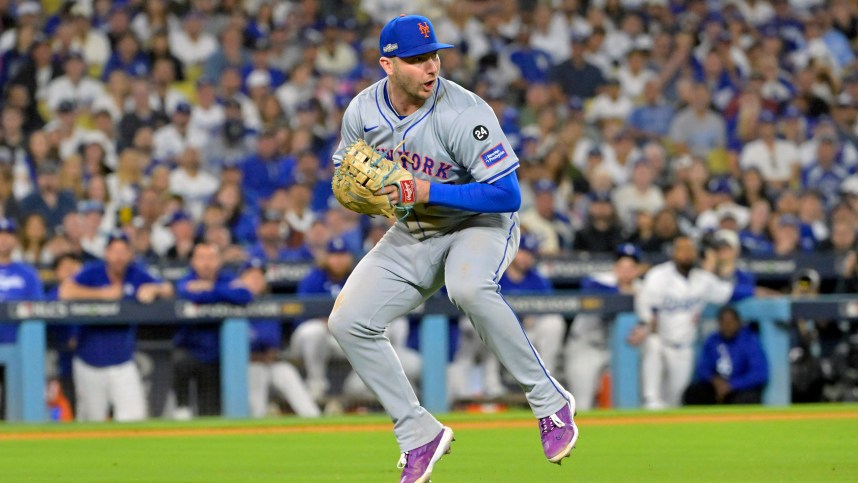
xmin=0 ymin=410 xmax=854 ymax=441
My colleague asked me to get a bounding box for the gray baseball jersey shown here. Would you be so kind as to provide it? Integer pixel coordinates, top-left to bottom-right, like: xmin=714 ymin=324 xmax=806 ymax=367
xmin=333 ymin=77 xmax=520 ymax=240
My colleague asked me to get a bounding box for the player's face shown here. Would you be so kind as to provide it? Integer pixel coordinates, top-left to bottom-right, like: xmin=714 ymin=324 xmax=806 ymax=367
xmin=56 ymin=259 xmax=83 ymax=282
xmin=385 ymin=52 xmax=440 ymax=103
xmin=325 ymin=252 xmax=354 ymax=279
xmin=104 ymin=240 xmax=134 ymax=273
xmin=672 ymin=238 xmax=698 ymax=271
xmin=0 ymin=232 xmax=16 ymax=257
xmin=717 ymin=310 xmax=741 ymax=339
xmin=512 ymin=249 xmax=535 ymax=272
xmin=614 ymin=257 xmax=639 ymax=286
xmin=191 ymin=244 xmax=222 ymax=281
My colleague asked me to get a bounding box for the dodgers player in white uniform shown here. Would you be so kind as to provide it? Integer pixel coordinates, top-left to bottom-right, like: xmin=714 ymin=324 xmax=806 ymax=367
xmin=627 ymin=236 xmax=734 ymax=409
xmin=327 ymin=15 xmax=577 ymax=483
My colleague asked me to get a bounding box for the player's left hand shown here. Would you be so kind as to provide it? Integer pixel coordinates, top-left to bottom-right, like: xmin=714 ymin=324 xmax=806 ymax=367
xmin=136 ymin=284 xmax=160 ymax=304
xmin=377 ymin=177 xmax=430 ymax=206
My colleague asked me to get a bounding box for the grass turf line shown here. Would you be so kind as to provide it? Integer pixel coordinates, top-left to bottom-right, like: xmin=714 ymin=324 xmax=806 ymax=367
xmin=0 ymin=405 xmax=855 ymax=482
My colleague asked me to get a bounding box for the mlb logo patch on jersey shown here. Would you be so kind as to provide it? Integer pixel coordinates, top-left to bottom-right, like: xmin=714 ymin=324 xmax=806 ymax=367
xmin=481 ymin=143 xmax=508 ymax=168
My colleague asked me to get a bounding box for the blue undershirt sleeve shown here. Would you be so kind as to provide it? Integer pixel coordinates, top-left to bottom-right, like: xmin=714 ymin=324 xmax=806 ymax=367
xmin=427 ymin=171 xmax=521 ymax=213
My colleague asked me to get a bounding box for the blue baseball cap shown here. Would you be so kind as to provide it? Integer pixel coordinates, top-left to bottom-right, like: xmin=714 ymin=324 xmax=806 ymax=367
xmin=167 ymin=210 xmax=192 ymax=226
xmin=533 ymin=179 xmax=556 ymax=193
xmin=241 ymin=256 xmax=267 ymax=272
xmin=379 ymin=15 xmax=453 ymax=58
xmin=326 ymin=237 xmax=350 ymax=254
xmin=707 ymin=177 xmax=734 ymax=195
xmin=519 ymin=233 xmax=540 ymax=254
xmin=0 ymin=217 xmax=16 ymax=234
xmin=758 ymin=110 xmax=776 ymax=124
xmin=106 ymin=229 xmax=130 ymax=246
xmin=616 ymin=243 xmax=641 ymax=262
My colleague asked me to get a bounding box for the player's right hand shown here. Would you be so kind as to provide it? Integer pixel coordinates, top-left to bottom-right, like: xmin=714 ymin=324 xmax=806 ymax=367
xmin=626 ymin=325 xmax=649 ymax=346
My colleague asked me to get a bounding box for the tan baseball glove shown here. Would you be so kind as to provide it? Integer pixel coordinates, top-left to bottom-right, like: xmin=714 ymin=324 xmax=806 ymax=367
xmin=332 ymin=139 xmax=416 ymax=219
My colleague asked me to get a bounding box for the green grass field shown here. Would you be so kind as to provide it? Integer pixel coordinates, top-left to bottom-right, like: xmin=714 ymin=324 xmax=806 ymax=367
xmin=0 ymin=404 xmax=856 ymax=482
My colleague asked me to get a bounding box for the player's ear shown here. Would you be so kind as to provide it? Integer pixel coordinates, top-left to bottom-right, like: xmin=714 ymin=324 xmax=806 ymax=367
xmin=379 ymin=57 xmax=394 ymax=75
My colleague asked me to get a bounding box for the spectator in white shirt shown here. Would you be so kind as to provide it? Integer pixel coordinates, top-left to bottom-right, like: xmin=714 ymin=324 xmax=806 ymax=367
xmin=617 ymin=48 xmax=657 ymax=101
xmin=612 ymin=160 xmax=665 ymax=229
xmin=739 ymin=110 xmax=800 ymax=189
xmin=153 ymin=102 xmax=209 ymax=164
xmin=169 ymin=147 xmax=220 ymax=221
xmin=189 ymin=78 xmax=224 ymax=136
xmin=529 ymin=3 xmax=571 ymax=63
xmin=68 ymin=5 xmax=111 ymax=70
xmin=0 ymin=1 xmax=41 ymax=55
xmin=314 ymin=19 xmax=358 ymax=77
xmin=45 ymin=52 xmax=105 ymax=114
xmin=586 ymin=78 xmax=634 ymax=124
xmin=169 ymin=12 xmax=218 ymax=68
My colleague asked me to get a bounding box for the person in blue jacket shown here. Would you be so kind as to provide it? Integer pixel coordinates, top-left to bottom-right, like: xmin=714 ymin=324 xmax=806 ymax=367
xmin=241 ymin=258 xmax=320 ymax=418
xmin=172 ymin=242 xmax=253 ymax=419
xmin=683 ymin=306 xmax=769 ymax=405
xmin=0 ymin=217 xmax=44 ymax=419
xmin=59 ymin=230 xmax=174 ymax=422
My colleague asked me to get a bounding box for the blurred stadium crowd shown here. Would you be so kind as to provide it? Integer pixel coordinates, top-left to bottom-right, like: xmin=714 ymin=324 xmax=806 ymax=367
xmin=0 ymin=0 xmax=857 ymax=417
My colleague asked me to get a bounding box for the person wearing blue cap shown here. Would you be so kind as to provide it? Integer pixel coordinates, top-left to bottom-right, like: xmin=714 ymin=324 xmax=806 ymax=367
xmin=565 ymin=243 xmax=642 ymax=411
xmin=239 ymin=258 xmax=321 ymax=419
xmin=327 ymin=14 xmax=579 ymax=480
xmin=164 ymin=211 xmax=197 ymax=261
xmin=59 ymin=229 xmax=173 ymax=422
xmin=172 ymin=242 xmax=254 ymax=419
xmin=152 ymin=98 xmax=209 ymax=165
xmin=738 ymin=110 xmax=800 ymax=189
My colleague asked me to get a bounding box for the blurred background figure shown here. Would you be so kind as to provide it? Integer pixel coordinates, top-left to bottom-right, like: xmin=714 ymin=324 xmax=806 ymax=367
xmin=684 ymin=306 xmax=769 ymax=405
xmin=241 ymin=258 xmax=320 ymax=418
xmin=565 ymin=243 xmax=642 ymax=411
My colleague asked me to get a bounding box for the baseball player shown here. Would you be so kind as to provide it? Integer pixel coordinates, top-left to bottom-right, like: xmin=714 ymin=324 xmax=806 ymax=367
xmin=565 ymin=244 xmax=642 ymax=411
xmin=290 ymin=237 xmax=419 ymax=401
xmin=450 ymin=234 xmax=566 ymax=401
xmin=627 ymin=236 xmax=734 ymax=409
xmin=59 ymin=230 xmax=174 ymax=422
xmin=239 ymin=258 xmax=320 ymax=418
xmin=0 ymin=218 xmax=44 ymax=418
xmin=327 ymin=15 xmax=577 ymax=482
xmin=173 ymin=242 xmax=253 ymax=419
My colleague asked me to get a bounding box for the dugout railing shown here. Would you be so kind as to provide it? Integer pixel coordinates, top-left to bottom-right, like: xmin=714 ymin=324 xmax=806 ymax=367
xmin=0 ymin=294 xmax=853 ymax=422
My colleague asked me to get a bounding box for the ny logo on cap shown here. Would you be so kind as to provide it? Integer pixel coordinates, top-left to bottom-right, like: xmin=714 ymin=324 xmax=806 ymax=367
xmin=418 ymin=22 xmax=430 ymax=38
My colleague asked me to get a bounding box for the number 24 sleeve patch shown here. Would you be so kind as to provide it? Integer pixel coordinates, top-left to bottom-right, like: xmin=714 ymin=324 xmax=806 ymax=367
xmin=473 ymin=125 xmax=489 ymax=141
xmin=480 ymin=142 xmax=508 ymax=167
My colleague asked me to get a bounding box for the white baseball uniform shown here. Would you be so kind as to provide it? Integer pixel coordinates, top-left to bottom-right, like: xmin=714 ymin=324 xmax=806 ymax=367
xmin=635 ymin=261 xmax=734 ymax=408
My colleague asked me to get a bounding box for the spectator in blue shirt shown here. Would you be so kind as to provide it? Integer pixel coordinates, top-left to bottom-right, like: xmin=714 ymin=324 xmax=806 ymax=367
xmin=802 ymin=136 xmax=849 ymax=210
xmin=246 ymin=211 xmax=314 ymax=263
xmin=101 ymin=31 xmax=150 ymax=81
xmin=240 ymin=129 xmax=295 ymax=212
xmin=627 ymin=79 xmax=675 ymax=143
xmin=241 ymin=258 xmax=320 ymax=418
xmin=59 ymin=230 xmax=173 ymax=422
xmin=684 ymin=306 xmax=768 ymax=405
xmin=0 ymin=218 xmax=44 ymax=343
xmin=172 ymin=242 xmax=253 ymax=419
